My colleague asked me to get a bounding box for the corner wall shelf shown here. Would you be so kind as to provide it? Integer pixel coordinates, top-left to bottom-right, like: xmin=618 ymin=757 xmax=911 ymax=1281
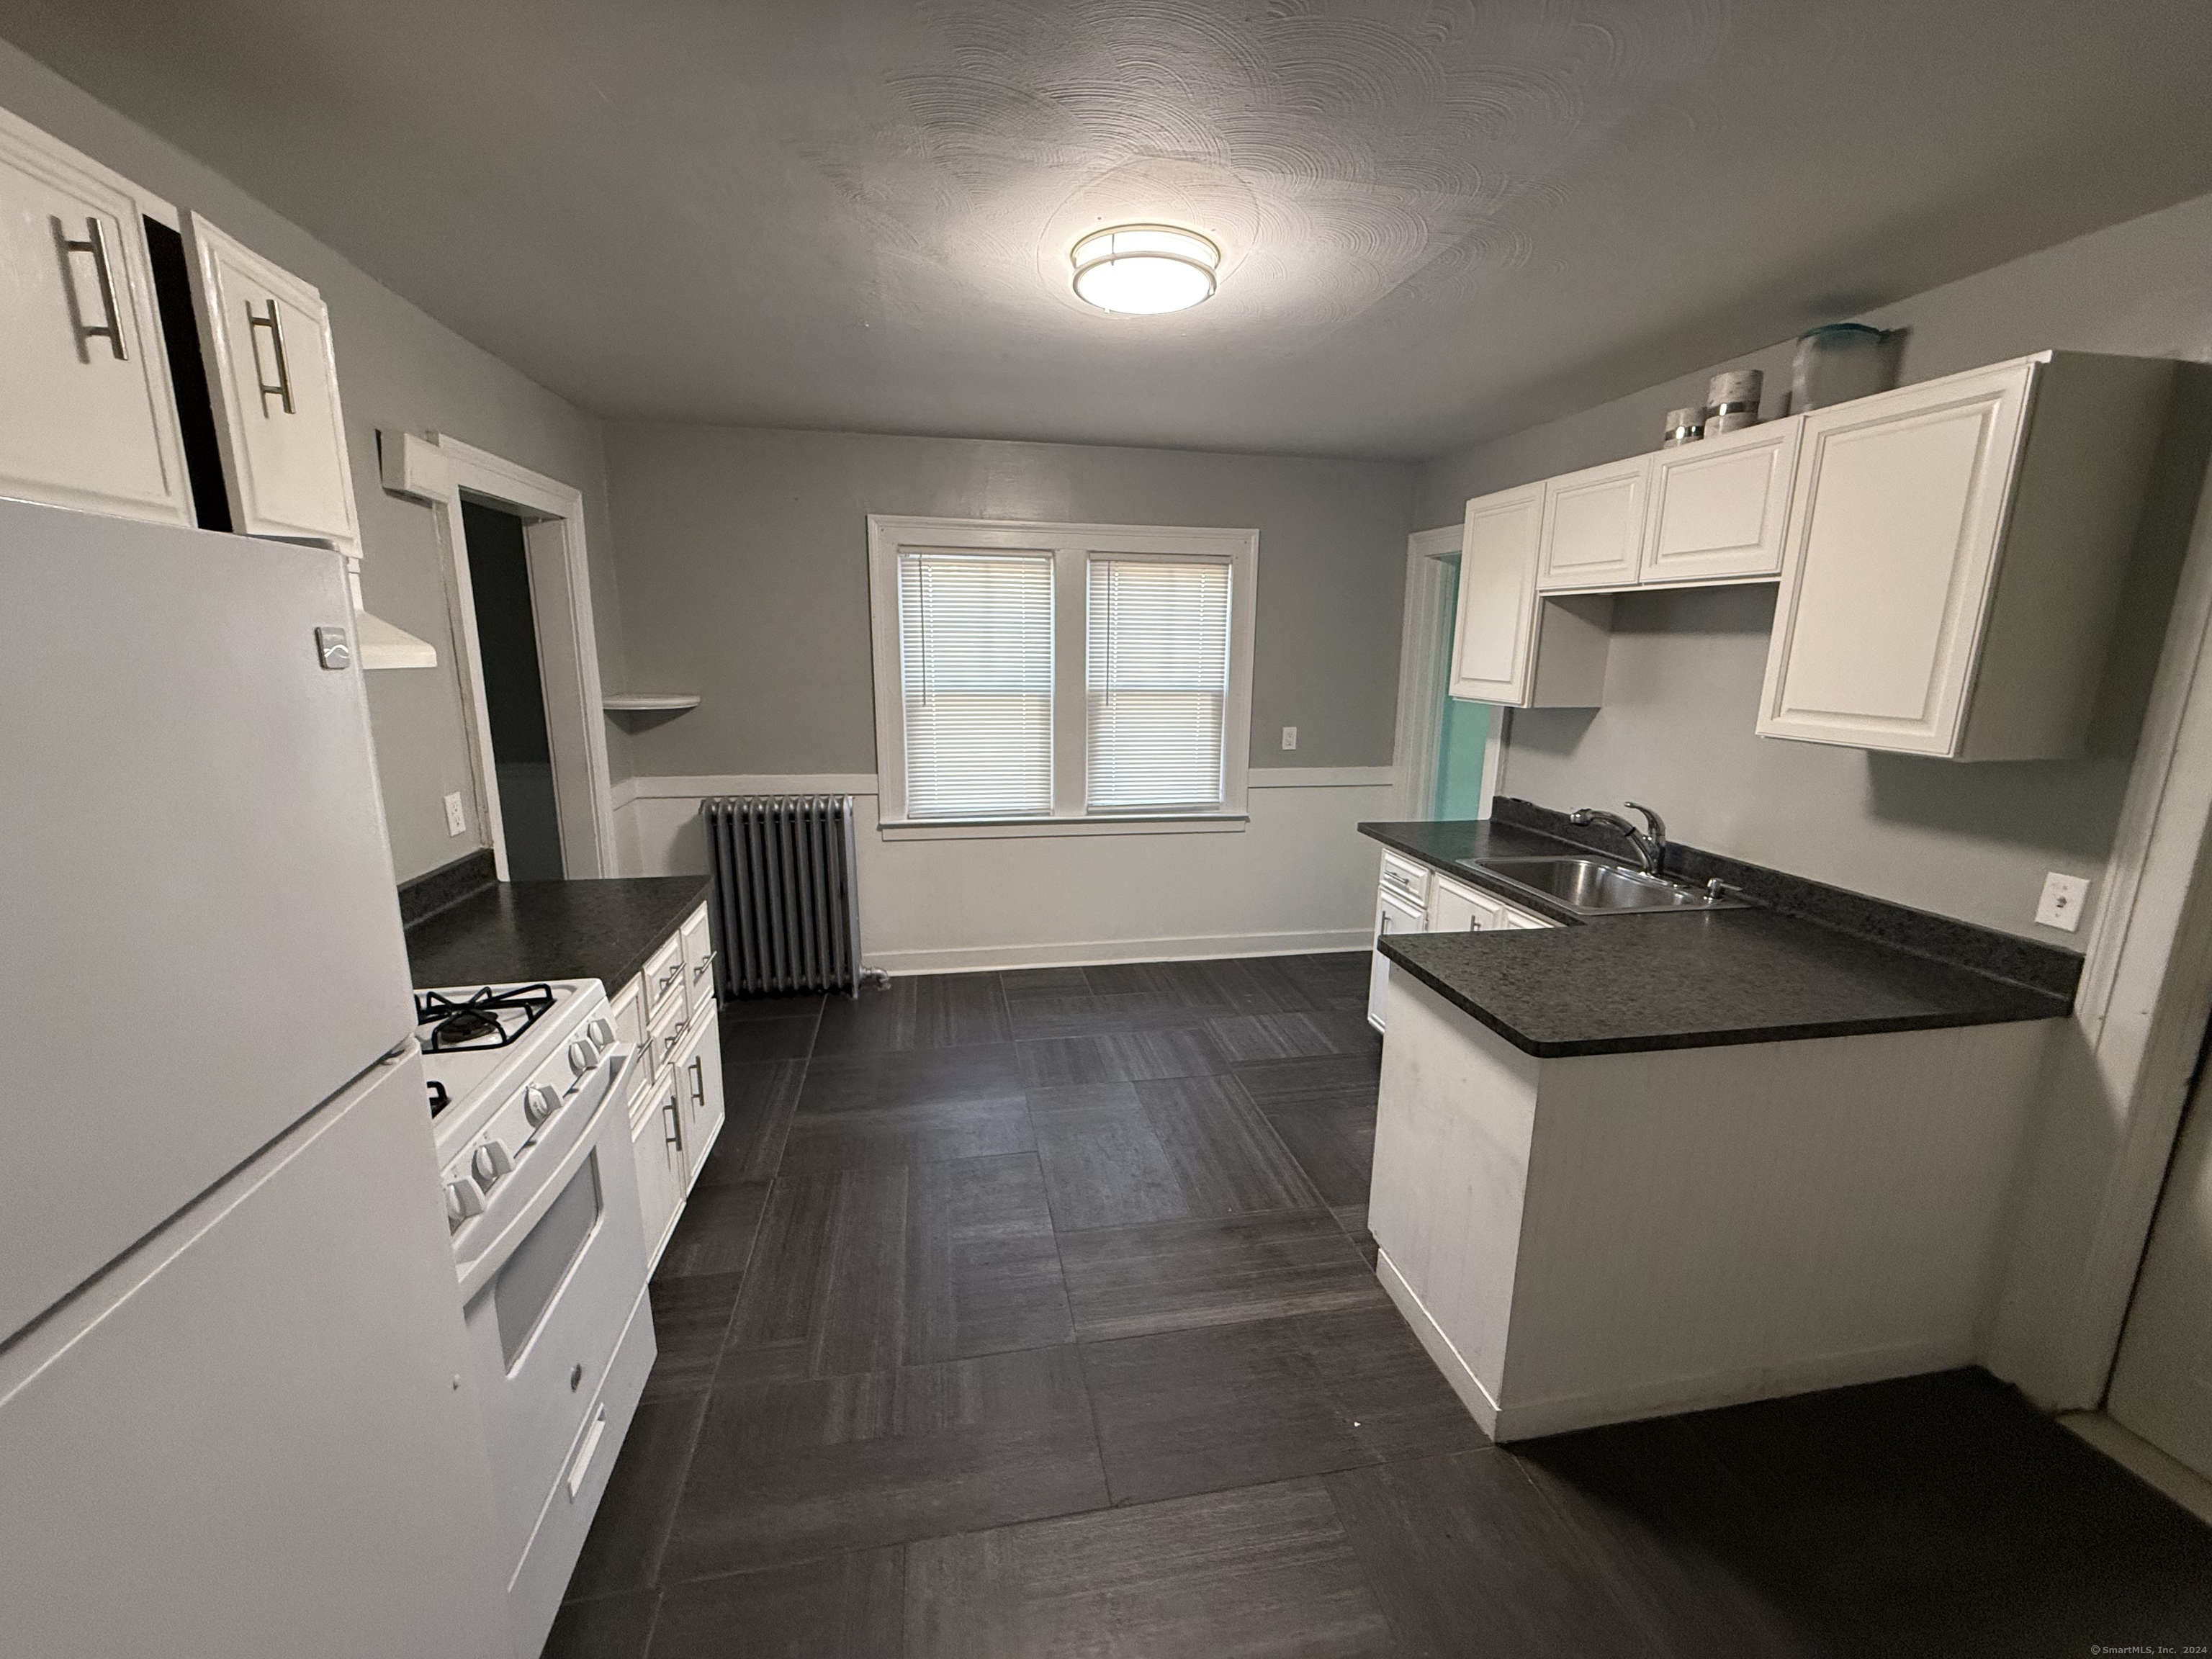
xmin=603 ymin=693 xmax=701 ymax=712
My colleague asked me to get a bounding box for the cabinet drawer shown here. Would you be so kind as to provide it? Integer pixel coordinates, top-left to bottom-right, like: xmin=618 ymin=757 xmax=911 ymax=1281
xmin=606 ymin=975 xmax=647 ymax=1074
xmin=1378 ymin=853 xmax=1431 ymax=909
xmin=1496 ymin=904 xmax=1554 ymax=930
xmin=645 ymin=989 xmax=694 ymax=1078
xmin=679 ymin=905 xmax=716 ymax=1015
xmin=642 ymin=931 xmax=685 ymax=1020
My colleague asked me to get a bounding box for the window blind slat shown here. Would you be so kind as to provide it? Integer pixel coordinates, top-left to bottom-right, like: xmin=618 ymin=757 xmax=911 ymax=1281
xmin=1087 ymin=557 xmax=1231 ymax=811
xmin=898 ymin=550 xmax=1054 ymax=819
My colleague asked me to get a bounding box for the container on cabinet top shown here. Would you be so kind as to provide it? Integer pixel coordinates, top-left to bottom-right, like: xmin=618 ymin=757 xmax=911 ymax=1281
xmin=1790 ymin=323 xmax=1898 ymax=413
xmin=1704 ymin=369 xmax=1763 ymax=435
xmin=1661 ymin=407 xmax=1704 ymax=448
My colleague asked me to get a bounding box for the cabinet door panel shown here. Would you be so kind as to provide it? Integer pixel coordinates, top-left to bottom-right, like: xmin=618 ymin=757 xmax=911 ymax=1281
xmin=1759 ymin=366 xmax=2029 ymax=755
xmin=1642 ymin=418 xmax=1800 ymax=584
xmin=1537 ymin=457 xmax=1647 ymax=591
xmin=1429 ymin=876 xmax=1503 ymax=933
xmin=631 ymin=1072 xmax=683 ymax=1274
xmin=0 ymin=107 xmax=189 ymax=525
xmin=1447 ymin=484 xmax=1542 ymax=703
xmin=675 ymin=1015 xmax=725 ymax=1184
xmin=184 ymin=212 xmax=361 ymax=549
xmin=1369 ymin=891 xmax=1425 ymax=1033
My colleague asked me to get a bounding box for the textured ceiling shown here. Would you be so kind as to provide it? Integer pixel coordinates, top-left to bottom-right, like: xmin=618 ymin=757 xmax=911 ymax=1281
xmin=7 ymin=0 xmax=2212 ymax=457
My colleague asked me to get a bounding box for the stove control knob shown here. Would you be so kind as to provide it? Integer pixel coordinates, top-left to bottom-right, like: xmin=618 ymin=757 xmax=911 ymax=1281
xmin=568 ymin=1037 xmax=601 ymax=1077
xmin=524 ymin=1084 xmax=562 ymax=1127
xmin=587 ymin=1017 xmax=616 ymax=1051
xmin=446 ymin=1179 xmax=485 ymax=1229
xmin=472 ymin=1141 xmax=513 ymax=1192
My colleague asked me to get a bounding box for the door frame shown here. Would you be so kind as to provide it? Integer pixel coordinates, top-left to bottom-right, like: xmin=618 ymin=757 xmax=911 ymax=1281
xmin=1390 ymin=525 xmax=1503 ymax=822
xmin=1993 ymin=458 xmax=2212 ymax=1411
xmin=377 ymin=429 xmax=616 ymax=880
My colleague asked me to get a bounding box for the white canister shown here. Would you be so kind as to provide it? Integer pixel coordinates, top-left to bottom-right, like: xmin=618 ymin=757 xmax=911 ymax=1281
xmin=1661 ymin=406 xmax=1704 ymax=448
xmin=1705 ymin=369 xmax=1763 ymax=434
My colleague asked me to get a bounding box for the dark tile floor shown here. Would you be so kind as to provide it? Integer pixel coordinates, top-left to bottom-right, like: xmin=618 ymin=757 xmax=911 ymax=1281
xmin=547 ymin=952 xmax=2212 ymax=1658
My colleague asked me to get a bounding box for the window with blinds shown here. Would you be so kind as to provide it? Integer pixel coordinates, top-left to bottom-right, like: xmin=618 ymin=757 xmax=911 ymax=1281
xmin=897 ymin=549 xmax=1054 ymax=819
xmin=1086 ymin=555 xmax=1232 ymax=811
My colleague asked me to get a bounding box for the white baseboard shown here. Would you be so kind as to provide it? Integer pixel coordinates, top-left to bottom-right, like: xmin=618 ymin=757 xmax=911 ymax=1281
xmin=1377 ymin=1246 xmax=1501 ymax=1437
xmin=865 ymin=927 xmax=1373 ymax=976
xmin=1378 ymin=1249 xmax=1972 ymax=1444
xmin=2062 ymin=1411 xmax=2212 ymax=1529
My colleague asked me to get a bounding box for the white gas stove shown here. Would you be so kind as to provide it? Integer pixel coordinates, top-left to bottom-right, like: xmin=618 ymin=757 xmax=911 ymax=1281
xmin=412 ymin=977 xmax=655 ymax=1659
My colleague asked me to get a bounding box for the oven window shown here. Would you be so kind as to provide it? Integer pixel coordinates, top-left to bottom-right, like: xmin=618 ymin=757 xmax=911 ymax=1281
xmin=494 ymin=1152 xmax=602 ymax=1371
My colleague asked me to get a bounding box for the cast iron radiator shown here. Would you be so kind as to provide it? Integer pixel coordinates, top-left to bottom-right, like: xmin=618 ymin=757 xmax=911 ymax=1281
xmin=700 ymin=795 xmax=865 ymax=998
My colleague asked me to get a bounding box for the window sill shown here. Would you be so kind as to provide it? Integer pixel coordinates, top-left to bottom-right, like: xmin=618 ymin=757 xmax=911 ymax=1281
xmin=879 ymin=812 xmax=1250 ymax=842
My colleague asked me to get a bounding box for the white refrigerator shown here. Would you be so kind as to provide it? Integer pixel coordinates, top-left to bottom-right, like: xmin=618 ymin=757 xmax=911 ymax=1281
xmin=0 ymin=499 xmax=513 ymax=1657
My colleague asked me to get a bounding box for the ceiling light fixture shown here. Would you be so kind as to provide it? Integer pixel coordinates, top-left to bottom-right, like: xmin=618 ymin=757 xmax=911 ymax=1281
xmin=1070 ymin=224 xmax=1220 ymax=315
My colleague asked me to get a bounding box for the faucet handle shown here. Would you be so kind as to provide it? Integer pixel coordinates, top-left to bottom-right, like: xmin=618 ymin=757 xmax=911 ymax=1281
xmin=1623 ymin=801 xmax=1667 ymax=842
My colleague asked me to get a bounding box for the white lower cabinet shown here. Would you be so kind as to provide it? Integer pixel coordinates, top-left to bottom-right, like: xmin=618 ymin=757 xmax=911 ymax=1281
xmin=1369 ymin=889 xmax=1426 ymax=1033
xmin=630 ymin=1063 xmax=684 ymax=1275
xmin=1370 ymin=857 xmax=1554 ymax=1033
xmin=674 ymin=1013 xmax=725 ymax=1184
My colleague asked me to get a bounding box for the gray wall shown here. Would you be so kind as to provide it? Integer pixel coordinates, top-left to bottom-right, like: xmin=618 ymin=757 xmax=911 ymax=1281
xmin=0 ymin=38 xmax=629 ymax=883
xmin=1413 ymin=189 xmax=2212 ymax=943
xmin=605 ymin=426 xmax=1414 ymax=778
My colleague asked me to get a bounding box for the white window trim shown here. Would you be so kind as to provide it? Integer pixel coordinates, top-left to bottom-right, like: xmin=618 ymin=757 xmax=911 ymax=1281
xmin=866 ymin=514 xmax=1258 ymax=840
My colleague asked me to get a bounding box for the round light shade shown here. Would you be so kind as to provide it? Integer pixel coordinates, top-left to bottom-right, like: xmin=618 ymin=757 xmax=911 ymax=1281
xmin=1071 ymin=225 xmax=1220 ymax=315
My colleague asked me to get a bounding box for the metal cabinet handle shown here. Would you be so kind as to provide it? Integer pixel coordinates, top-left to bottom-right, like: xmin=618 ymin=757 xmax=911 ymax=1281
xmin=688 ymin=1054 xmax=703 ymax=1107
xmin=246 ymin=298 xmax=294 ymax=414
xmin=662 ymin=1097 xmax=683 ymax=1151
xmin=53 ymin=217 xmax=128 ymax=361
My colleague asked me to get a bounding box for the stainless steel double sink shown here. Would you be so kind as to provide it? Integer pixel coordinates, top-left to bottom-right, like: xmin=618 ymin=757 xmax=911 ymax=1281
xmin=1455 ymin=855 xmax=1748 ymax=917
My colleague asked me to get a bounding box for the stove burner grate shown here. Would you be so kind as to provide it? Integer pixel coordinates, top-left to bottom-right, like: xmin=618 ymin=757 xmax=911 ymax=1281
xmin=426 ymin=1079 xmax=451 ymax=1120
xmin=415 ymin=983 xmax=556 ymax=1053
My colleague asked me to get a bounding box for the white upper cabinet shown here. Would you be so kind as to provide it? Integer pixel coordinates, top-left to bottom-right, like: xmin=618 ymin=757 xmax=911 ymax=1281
xmin=1536 ymin=455 xmax=1647 ymax=591
xmin=1640 ymin=416 xmax=1802 ymax=586
xmin=184 ymin=212 xmax=361 ymax=552
xmin=0 ymin=104 xmax=192 ymax=526
xmin=1448 ymin=482 xmax=1610 ymax=709
xmin=1758 ymin=352 xmax=2172 ymax=760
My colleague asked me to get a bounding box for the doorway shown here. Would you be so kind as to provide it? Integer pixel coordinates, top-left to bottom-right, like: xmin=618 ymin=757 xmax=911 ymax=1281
xmin=460 ymin=498 xmax=563 ymax=880
xmin=1391 ymin=526 xmax=1502 ymax=821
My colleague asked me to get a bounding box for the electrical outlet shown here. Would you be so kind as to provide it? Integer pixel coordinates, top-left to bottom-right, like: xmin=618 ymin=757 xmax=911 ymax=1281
xmin=2036 ymin=871 xmax=2090 ymax=932
xmin=1281 ymin=726 xmax=1298 ymax=751
xmin=444 ymin=791 xmax=467 ymax=837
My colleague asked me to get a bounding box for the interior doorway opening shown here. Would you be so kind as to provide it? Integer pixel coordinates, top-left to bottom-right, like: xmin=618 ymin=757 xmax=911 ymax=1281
xmin=460 ymin=498 xmax=563 ymax=880
xmin=1390 ymin=526 xmax=1503 ymax=821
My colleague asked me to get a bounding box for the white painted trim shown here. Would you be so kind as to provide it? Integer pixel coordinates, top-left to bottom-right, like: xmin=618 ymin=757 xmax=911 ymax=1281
xmin=622 ymin=773 xmax=881 ymax=800
xmin=1390 ymin=526 xmax=1463 ymax=820
xmin=2061 ymin=1412 xmax=2212 ymax=1530
xmin=879 ymin=814 xmax=1249 ymax=842
xmin=866 ymin=927 xmax=1372 ymax=976
xmin=1991 ymin=454 xmax=2212 ymax=1409
xmin=1249 ymin=765 xmax=1393 ymax=788
xmin=866 ymin=514 xmax=1259 ymax=832
xmin=377 ymin=429 xmax=616 ymax=880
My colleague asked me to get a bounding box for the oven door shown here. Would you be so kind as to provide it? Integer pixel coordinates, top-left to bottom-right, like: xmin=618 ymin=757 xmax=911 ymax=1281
xmin=458 ymin=1072 xmax=649 ymax=1575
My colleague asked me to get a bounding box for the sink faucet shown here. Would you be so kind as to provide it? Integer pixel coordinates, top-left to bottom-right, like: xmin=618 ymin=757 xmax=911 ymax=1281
xmin=1568 ymin=801 xmax=1668 ymax=874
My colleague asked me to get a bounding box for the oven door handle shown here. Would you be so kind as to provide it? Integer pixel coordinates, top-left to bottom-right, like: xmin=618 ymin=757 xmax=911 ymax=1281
xmin=455 ymin=1045 xmax=628 ymax=1305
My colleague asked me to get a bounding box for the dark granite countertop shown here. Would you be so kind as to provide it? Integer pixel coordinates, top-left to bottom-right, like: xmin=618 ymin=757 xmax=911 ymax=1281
xmin=1359 ymin=817 xmax=2072 ymax=1058
xmin=403 ymin=876 xmax=711 ymax=995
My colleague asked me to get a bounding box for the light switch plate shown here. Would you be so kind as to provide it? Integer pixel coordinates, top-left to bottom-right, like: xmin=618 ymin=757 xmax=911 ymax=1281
xmin=444 ymin=791 xmax=467 ymax=837
xmin=1281 ymin=726 xmax=1298 ymax=750
xmin=2037 ymin=871 xmax=2090 ymax=932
